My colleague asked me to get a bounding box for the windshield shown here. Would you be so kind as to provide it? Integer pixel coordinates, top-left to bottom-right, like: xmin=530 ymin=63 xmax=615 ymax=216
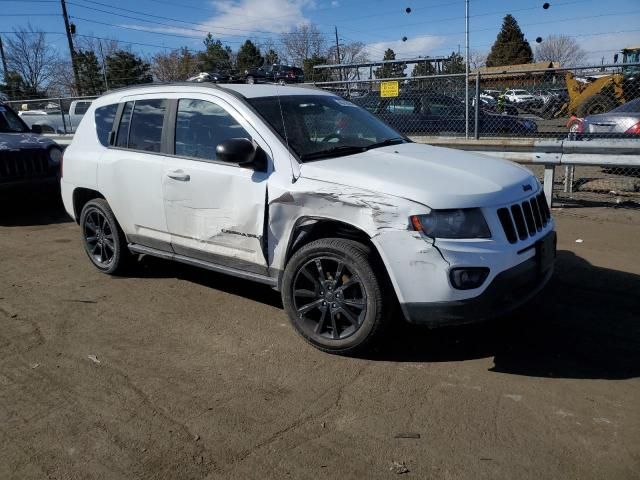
xmin=248 ymin=94 xmax=406 ymax=161
xmin=611 ymin=98 xmax=640 ymax=113
xmin=0 ymin=105 xmax=30 ymax=133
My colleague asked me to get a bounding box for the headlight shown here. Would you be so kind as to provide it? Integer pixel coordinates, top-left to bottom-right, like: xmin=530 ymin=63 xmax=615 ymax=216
xmin=410 ymin=209 xmax=491 ymax=239
xmin=48 ymin=146 xmax=63 ymax=164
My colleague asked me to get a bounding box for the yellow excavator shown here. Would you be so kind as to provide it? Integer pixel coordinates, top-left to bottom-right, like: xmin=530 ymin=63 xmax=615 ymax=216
xmin=558 ymin=46 xmax=640 ymax=117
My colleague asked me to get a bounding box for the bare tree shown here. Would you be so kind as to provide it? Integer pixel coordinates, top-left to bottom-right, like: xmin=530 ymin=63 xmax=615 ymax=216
xmin=4 ymin=25 xmax=60 ymax=95
xmin=279 ymin=24 xmax=327 ymax=67
xmin=535 ymin=35 xmax=586 ymax=67
xmin=327 ymin=41 xmax=369 ymax=80
xmin=468 ymin=50 xmax=487 ymax=70
xmin=152 ymin=48 xmax=199 ymax=82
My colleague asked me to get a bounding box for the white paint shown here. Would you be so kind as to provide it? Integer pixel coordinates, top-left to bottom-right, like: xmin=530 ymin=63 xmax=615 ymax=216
xmin=504 ymin=394 xmax=523 ymax=402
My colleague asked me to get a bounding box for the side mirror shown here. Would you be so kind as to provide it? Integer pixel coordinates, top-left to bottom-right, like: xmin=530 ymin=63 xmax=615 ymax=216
xmin=216 ymin=138 xmax=257 ymax=165
xmin=31 ymin=124 xmax=43 ymax=134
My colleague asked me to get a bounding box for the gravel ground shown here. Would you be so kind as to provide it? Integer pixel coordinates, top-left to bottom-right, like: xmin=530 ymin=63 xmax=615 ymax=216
xmin=1 ymin=188 xmax=639 ymax=480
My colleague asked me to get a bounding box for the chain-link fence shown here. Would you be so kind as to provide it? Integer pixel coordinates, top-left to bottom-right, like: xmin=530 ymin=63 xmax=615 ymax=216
xmin=312 ymin=62 xmax=640 ymax=140
xmin=4 ymin=96 xmax=98 ymax=134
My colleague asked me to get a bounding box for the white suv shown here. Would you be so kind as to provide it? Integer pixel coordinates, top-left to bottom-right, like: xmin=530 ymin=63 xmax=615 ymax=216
xmin=61 ymin=83 xmax=555 ymax=355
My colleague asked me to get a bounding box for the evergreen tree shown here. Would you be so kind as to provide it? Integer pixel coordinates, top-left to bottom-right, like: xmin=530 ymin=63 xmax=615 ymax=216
xmin=236 ymin=40 xmax=263 ymax=72
xmin=0 ymin=71 xmax=26 ymax=99
xmin=486 ymin=14 xmax=533 ymax=67
xmin=412 ymin=60 xmax=436 ymax=77
xmin=303 ymin=55 xmax=330 ymax=82
xmin=198 ymin=33 xmax=232 ymax=72
xmin=264 ymin=49 xmax=279 ymax=66
xmin=106 ymin=51 xmax=152 ymax=89
xmin=443 ymin=51 xmax=465 ymax=74
xmin=76 ymin=50 xmax=104 ymax=95
xmin=374 ymin=49 xmax=406 ymax=79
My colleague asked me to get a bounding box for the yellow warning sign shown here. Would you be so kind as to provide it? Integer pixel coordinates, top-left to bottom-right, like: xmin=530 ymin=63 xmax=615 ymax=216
xmin=380 ymin=81 xmax=399 ymax=98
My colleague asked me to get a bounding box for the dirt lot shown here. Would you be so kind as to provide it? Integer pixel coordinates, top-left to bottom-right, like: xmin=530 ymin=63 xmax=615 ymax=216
xmin=1 ymin=188 xmax=639 ymax=480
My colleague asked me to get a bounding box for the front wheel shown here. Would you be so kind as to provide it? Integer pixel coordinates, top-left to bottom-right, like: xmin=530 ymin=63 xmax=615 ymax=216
xmin=79 ymin=198 xmax=132 ymax=275
xmin=281 ymin=238 xmax=391 ymax=355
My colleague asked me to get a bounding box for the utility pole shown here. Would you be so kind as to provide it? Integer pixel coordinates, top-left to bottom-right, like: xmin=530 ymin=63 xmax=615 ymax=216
xmin=464 ymin=0 xmax=469 ymax=139
xmin=60 ymin=0 xmax=81 ymax=94
xmin=335 ymin=26 xmax=342 ymax=81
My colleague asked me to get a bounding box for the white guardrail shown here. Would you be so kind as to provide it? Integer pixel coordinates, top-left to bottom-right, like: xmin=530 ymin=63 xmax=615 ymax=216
xmin=47 ymin=135 xmax=640 ymax=207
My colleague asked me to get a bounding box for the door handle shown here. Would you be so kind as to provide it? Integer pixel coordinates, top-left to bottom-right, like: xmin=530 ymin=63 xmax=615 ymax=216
xmin=167 ymin=170 xmax=190 ymax=181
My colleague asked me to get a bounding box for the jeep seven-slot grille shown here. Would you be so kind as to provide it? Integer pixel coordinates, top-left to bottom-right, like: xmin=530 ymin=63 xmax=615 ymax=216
xmin=0 ymin=149 xmax=50 ymax=182
xmin=497 ymin=193 xmax=551 ymax=244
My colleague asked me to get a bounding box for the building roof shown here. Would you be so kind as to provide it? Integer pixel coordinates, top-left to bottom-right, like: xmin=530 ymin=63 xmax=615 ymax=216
xmin=473 ymin=61 xmax=560 ymax=77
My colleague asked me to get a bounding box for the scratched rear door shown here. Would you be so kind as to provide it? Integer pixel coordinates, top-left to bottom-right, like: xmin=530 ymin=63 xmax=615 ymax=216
xmin=161 ymin=94 xmax=269 ymax=274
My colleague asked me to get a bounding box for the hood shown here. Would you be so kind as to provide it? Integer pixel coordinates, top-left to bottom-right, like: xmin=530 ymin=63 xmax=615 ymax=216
xmin=0 ymin=132 xmax=56 ymax=150
xmin=299 ymin=142 xmax=537 ymax=209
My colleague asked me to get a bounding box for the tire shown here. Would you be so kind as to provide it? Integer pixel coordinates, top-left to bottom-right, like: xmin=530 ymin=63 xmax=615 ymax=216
xmin=277 ymin=79 xmax=286 ymax=86
xmin=281 ymin=238 xmax=391 ymax=355
xmin=576 ymin=94 xmax=617 ymax=117
xmin=79 ymin=198 xmax=132 ymax=275
xmin=246 ymin=75 xmax=255 ymax=84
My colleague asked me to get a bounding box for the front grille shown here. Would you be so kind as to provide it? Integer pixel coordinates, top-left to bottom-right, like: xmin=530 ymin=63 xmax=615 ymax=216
xmin=497 ymin=192 xmax=551 ymax=244
xmin=0 ymin=148 xmax=50 ymax=182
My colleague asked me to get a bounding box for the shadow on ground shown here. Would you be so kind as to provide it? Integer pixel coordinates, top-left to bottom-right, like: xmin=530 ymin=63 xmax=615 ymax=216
xmin=131 ymin=249 xmax=640 ymax=381
xmin=0 ymin=185 xmax=71 ymax=226
xmin=375 ymin=250 xmax=640 ymax=380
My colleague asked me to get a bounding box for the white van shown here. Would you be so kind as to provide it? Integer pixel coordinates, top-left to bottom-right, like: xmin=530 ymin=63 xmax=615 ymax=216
xmin=60 ymin=83 xmax=555 ymax=354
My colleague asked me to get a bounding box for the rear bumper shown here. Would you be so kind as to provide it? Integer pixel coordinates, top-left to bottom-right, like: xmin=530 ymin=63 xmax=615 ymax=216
xmin=402 ymin=254 xmax=554 ymax=327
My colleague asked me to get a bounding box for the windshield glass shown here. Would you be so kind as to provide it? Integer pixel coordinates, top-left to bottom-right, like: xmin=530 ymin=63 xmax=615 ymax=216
xmin=248 ymin=94 xmax=406 ymax=161
xmin=611 ymin=98 xmax=640 ymax=113
xmin=0 ymin=105 xmax=30 ymax=133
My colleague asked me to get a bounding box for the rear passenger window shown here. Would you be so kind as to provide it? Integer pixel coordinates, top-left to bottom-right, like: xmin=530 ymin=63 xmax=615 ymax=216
xmin=175 ymin=99 xmax=250 ymax=161
xmin=116 ymin=102 xmax=133 ymax=148
xmin=128 ymin=99 xmax=167 ymax=152
xmin=95 ymin=104 xmax=118 ymax=147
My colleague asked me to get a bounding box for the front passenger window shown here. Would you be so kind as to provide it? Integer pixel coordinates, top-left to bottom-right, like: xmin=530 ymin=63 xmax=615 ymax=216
xmin=175 ymin=99 xmax=251 ymax=162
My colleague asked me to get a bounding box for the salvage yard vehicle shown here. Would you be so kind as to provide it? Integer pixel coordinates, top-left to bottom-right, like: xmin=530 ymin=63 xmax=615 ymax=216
xmin=244 ymin=64 xmax=305 ymax=85
xmin=60 ymin=83 xmax=555 ymax=355
xmin=18 ymin=99 xmax=93 ymax=134
xmin=353 ymin=93 xmax=536 ymax=136
xmin=0 ymin=103 xmax=63 ymax=189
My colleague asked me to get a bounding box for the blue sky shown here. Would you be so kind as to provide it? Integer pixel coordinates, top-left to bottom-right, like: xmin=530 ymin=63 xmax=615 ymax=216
xmin=1 ymin=0 xmax=639 ymax=65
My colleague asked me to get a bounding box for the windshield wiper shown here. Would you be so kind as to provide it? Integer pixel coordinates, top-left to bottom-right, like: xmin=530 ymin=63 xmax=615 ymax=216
xmin=300 ymin=145 xmax=367 ymax=161
xmin=364 ymin=137 xmax=407 ymax=151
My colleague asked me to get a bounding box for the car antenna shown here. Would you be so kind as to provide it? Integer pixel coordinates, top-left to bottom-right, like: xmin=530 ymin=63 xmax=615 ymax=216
xmin=275 ymin=85 xmax=300 ymax=183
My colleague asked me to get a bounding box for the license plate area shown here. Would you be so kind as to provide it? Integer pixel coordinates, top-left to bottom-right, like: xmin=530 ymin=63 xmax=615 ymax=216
xmin=536 ymin=231 xmax=556 ymax=274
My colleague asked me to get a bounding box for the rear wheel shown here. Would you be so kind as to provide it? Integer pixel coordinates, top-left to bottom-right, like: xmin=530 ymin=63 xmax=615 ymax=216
xmin=246 ymin=75 xmax=255 ymax=84
xmin=281 ymin=238 xmax=391 ymax=355
xmin=79 ymin=198 xmax=131 ymax=275
xmin=576 ymin=94 xmax=617 ymax=117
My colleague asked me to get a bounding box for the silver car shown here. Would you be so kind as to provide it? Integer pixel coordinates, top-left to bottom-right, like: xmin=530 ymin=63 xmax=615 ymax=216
xmin=581 ymin=98 xmax=640 ymax=135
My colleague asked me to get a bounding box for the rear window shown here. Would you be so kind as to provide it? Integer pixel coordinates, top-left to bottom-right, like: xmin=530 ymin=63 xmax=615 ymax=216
xmin=74 ymin=101 xmax=92 ymax=115
xmin=95 ymin=104 xmax=118 ymax=147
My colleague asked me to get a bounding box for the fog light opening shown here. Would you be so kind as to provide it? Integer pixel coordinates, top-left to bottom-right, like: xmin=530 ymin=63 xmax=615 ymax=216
xmin=450 ymin=267 xmax=490 ymax=290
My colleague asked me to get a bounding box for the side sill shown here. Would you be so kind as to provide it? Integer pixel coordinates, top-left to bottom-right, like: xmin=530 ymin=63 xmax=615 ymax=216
xmin=128 ymin=243 xmax=278 ymax=287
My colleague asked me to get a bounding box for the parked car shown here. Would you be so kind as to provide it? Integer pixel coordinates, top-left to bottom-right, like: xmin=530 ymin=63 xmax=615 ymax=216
xmin=0 ymin=103 xmax=63 ymax=189
xmin=18 ymin=99 xmax=93 ymax=134
xmin=504 ymin=89 xmax=537 ymax=104
xmin=352 ymin=93 xmax=537 ymax=135
xmin=244 ymin=64 xmax=304 ymax=85
xmin=577 ymin=97 xmax=640 ymax=136
xmin=61 ymin=83 xmax=555 ymax=355
xmin=186 ymin=71 xmax=236 ymax=84
xmin=473 ymin=94 xmax=519 ymax=116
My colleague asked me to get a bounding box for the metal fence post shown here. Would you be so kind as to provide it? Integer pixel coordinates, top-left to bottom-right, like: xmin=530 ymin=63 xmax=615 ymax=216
xmin=58 ymin=98 xmax=67 ymax=135
xmin=474 ymin=72 xmax=480 ymax=140
xmin=544 ymin=164 xmax=555 ymax=208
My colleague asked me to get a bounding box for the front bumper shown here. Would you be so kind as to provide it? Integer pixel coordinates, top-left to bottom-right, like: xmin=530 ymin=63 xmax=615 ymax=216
xmin=402 ymin=252 xmax=554 ymax=327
